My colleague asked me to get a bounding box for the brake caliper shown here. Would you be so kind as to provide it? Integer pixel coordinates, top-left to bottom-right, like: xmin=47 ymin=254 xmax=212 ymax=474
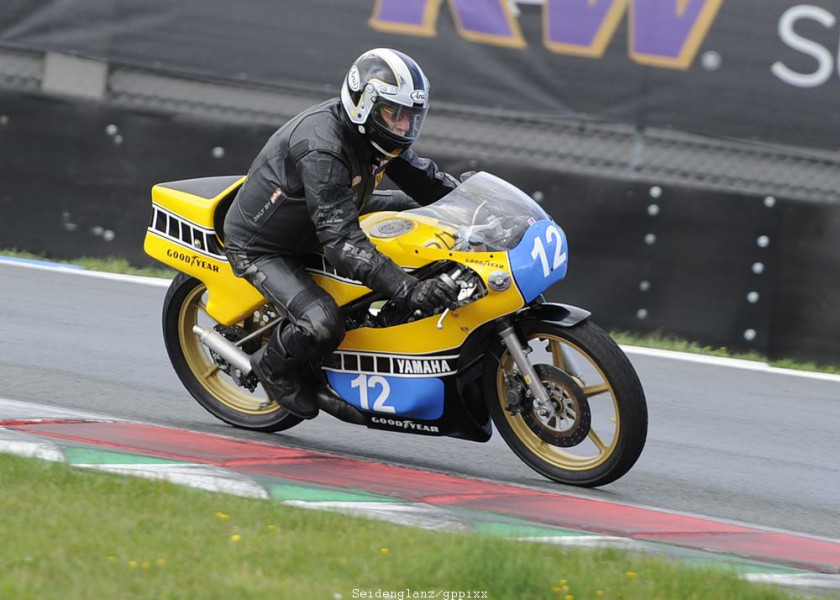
xmin=503 ymin=370 xmax=527 ymax=416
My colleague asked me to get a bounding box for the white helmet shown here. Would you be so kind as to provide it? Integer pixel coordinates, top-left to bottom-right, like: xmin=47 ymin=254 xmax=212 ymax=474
xmin=341 ymin=48 xmax=430 ymax=157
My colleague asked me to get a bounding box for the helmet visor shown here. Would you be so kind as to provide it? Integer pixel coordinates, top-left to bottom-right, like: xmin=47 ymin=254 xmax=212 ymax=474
xmin=371 ymin=100 xmax=428 ymax=141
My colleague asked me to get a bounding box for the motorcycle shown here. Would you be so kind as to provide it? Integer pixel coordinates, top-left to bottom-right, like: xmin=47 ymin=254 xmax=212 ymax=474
xmin=144 ymin=171 xmax=647 ymax=487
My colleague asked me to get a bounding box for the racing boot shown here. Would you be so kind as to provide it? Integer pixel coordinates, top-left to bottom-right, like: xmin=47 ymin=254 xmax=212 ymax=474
xmin=250 ymin=339 xmax=319 ymax=420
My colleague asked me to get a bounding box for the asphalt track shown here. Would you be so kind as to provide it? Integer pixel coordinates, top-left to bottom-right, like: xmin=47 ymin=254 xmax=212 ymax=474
xmin=1 ymin=260 xmax=838 ymax=559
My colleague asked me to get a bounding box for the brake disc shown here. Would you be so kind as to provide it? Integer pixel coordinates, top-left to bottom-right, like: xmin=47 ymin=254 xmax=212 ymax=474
xmin=520 ymin=363 xmax=591 ymax=447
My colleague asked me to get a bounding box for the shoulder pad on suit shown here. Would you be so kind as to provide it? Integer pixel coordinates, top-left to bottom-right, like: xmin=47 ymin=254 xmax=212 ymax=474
xmin=289 ymin=111 xmax=344 ymax=159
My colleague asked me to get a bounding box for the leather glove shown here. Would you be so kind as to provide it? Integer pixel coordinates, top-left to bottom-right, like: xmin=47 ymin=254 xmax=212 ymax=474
xmin=393 ymin=277 xmax=460 ymax=314
xmin=409 ymin=278 xmax=460 ymax=313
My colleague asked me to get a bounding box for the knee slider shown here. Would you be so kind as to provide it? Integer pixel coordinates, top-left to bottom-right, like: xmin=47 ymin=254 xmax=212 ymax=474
xmin=283 ymin=298 xmax=344 ymax=358
xmin=306 ymin=300 xmax=345 ymax=353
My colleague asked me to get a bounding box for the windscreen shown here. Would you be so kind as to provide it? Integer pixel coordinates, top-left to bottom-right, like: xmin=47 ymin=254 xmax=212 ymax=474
xmin=404 ymin=172 xmax=550 ymax=251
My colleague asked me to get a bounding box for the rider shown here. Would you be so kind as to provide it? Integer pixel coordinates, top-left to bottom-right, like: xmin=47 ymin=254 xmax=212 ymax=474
xmin=223 ymin=48 xmax=461 ymax=420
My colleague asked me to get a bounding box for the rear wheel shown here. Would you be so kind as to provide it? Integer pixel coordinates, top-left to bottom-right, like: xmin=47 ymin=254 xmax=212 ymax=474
xmin=162 ymin=273 xmax=302 ymax=432
xmin=484 ymin=319 xmax=647 ymax=487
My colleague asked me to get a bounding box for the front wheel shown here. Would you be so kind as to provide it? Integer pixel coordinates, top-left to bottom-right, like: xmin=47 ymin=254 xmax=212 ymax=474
xmin=484 ymin=319 xmax=647 ymax=487
xmin=162 ymin=273 xmax=303 ymax=432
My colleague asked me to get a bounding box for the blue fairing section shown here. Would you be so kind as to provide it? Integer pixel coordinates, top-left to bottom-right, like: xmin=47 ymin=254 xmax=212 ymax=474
xmin=508 ymin=220 xmax=568 ymax=303
xmin=326 ymin=372 xmax=445 ymax=420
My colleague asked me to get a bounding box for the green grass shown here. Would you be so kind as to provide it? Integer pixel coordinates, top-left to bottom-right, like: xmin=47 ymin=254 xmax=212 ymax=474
xmin=0 ymin=453 xmax=794 ymax=600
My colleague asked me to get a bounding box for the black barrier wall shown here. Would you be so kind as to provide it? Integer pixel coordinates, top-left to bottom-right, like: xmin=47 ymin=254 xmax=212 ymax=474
xmin=0 ymin=89 xmax=837 ymax=365
xmin=0 ymin=90 xmax=275 ymax=266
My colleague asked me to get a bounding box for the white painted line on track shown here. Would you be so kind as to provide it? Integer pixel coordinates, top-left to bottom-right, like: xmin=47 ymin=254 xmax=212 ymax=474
xmin=0 ymin=256 xmax=171 ymax=287
xmin=516 ymin=535 xmax=648 ymax=551
xmin=284 ymin=500 xmax=472 ymax=531
xmin=743 ymin=573 xmax=840 ymax=591
xmin=3 ymin=256 xmax=839 ymax=383
xmin=0 ymin=397 xmax=117 ymax=421
xmin=0 ymin=397 xmax=270 ymax=499
xmin=75 ymin=463 xmax=271 ymax=499
xmin=0 ymin=428 xmax=66 ymax=462
xmin=622 ymin=345 xmax=840 ymax=383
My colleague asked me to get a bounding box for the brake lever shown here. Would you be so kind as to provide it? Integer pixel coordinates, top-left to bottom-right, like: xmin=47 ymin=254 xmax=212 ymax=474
xmin=436 ymin=308 xmax=450 ymax=330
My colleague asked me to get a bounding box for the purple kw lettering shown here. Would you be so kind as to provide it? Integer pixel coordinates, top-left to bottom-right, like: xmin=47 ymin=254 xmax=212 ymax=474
xmin=371 ymin=0 xmax=724 ymax=70
xmin=544 ymin=0 xmax=628 ymax=58
xmin=545 ymin=0 xmax=723 ymax=68
xmin=369 ymin=0 xmax=436 ymax=34
xmin=629 ymin=0 xmax=724 ymax=68
xmin=370 ymin=0 xmax=525 ymax=47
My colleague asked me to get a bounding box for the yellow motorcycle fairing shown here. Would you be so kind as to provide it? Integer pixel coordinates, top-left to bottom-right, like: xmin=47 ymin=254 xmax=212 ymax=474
xmin=143 ymin=175 xmax=266 ymax=325
xmin=328 ymin=210 xmax=524 ymax=354
xmin=143 ymin=177 xmax=527 ymax=355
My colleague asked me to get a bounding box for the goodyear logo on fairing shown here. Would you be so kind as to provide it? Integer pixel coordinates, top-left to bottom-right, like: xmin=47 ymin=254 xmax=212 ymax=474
xmin=166 ymin=248 xmax=220 ymax=273
xmin=371 ymin=416 xmax=440 ymax=433
xmin=370 ymin=0 xmax=724 ymax=70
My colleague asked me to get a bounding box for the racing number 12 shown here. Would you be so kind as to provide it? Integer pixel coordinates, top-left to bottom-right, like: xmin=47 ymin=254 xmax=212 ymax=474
xmin=350 ymin=373 xmax=395 ymax=413
xmin=531 ymin=225 xmax=566 ymax=277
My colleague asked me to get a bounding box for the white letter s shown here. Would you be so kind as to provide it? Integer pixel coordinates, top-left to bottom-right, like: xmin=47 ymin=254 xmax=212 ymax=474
xmin=771 ymin=5 xmax=836 ymax=88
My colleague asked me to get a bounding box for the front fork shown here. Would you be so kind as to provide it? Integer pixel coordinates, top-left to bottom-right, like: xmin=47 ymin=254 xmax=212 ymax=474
xmin=496 ymin=318 xmax=556 ymax=416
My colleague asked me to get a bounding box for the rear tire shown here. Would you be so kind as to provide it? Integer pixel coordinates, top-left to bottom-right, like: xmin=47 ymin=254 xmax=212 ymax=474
xmin=484 ymin=319 xmax=647 ymax=487
xmin=162 ymin=273 xmax=302 ymax=432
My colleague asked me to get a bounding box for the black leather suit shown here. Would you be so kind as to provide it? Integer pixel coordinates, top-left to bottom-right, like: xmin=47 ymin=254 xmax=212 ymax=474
xmin=223 ymin=98 xmax=457 ymax=407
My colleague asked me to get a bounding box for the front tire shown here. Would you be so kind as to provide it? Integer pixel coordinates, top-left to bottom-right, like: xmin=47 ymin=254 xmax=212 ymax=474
xmin=484 ymin=319 xmax=647 ymax=487
xmin=162 ymin=273 xmax=302 ymax=432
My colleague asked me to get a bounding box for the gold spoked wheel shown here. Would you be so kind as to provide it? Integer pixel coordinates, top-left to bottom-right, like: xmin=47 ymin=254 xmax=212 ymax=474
xmin=177 ymin=282 xmax=274 ymax=415
xmin=485 ymin=319 xmax=647 ymax=487
xmin=163 ymin=274 xmax=302 ymax=432
xmin=497 ymin=336 xmax=619 ymax=471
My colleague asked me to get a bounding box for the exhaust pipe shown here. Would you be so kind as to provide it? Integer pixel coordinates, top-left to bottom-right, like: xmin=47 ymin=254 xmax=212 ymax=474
xmin=315 ymin=387 xmax=367 ymax=425
xmin=194 ymin=325 xmax=368 ymax=425
xmin=193 ymin=325 xmax=253 ymax=374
